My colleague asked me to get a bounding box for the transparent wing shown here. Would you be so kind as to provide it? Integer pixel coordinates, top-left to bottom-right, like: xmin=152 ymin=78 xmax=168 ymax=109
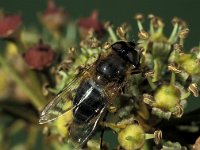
xmin=69 ymin=106 xmax=106 ymax=148
xmin=39 ymin=71 xmax=89 ymax=124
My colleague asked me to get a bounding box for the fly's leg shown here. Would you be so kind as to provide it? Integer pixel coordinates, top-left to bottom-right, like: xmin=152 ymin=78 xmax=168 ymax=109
xmin=42 ymin=70 xmax=68 ymax=95
xmin=100 ymin=128 xmax=105 ymax=150
xmin=100 ymin=116 xmax=139 ymax=132
xmin=100 ymin=111 xmax=108 ymax=150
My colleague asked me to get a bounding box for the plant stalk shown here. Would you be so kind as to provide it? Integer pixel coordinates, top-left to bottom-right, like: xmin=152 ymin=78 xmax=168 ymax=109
xmin=0 ymin=54 xmax=44 ymax=109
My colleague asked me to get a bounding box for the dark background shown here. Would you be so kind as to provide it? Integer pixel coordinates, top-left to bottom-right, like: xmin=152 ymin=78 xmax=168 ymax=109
xmin=1 ymin=0 xmax=199 ymax=110
xmin=0 ymin=0 xmax=199 ymax=49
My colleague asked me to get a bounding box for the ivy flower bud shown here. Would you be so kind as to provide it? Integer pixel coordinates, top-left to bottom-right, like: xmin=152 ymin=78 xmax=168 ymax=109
xmin=0 ymin=12 xmax=22 ymax=39
xmin=118 ymin=124 xmax=145 ymax=150
xmin=40 ymin=0 xmax=68 ymax=32
xmin=87 ymin=139 xmax=108 ymax=150
xmin=154 ymin=84 xmax=181 ymax=111
xmin=78 ymin=10 xmax=105 ymax=38
xmin=177 ymin=53 xmax=200 ymax=75
xmin=23 ymin=42 xmax=55 ymax=70
xmin=55 ymin=110 xmax=73 ymax=138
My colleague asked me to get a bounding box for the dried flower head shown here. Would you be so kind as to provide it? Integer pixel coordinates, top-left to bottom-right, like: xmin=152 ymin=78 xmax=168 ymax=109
xmin=0 ymin=11 xmax=22 ymax=38
xmin=40 ymin=0 xmax=68 ymax=32
xmin=78 ymin=10 xmax=105 ymax=38
xmin=23 ymin=41 xmax=55 ymax=70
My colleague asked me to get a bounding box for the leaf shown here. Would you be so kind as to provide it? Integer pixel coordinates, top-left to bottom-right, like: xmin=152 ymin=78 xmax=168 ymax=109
xmin=0 ymin=100 xmax=39 ymax=124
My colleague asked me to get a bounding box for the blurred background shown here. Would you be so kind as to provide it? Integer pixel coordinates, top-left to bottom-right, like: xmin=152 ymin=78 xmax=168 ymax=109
xmin=0 ymin=0 xmax=199 ymax=49
xmin=0 ymin=0 xmax=200 ymax=150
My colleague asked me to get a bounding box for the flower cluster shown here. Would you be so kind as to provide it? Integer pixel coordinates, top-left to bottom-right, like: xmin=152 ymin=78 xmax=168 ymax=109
xmin=0 ymin=1 xmax=200 ymax=150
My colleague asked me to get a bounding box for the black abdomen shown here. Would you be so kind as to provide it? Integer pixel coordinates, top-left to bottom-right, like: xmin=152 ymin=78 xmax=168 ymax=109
xmin=73 ymin=80 xmax=105 ymax=123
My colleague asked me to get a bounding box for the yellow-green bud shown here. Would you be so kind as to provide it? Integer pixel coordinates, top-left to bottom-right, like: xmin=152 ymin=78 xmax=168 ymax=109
xmin=87 ymin=139 xmax=100 ymax=150
xmin=177 ymin=53 xmax=200 ymax=75
xmin=55 ymin=101 xmax=73 ymax=138
xmin=154 ymin=84 xmax=180 ymax=111
xmin=118 ymin=125 xmax=145 ymax=150
xmin=87 ymin=139 xmax=107 ymax=150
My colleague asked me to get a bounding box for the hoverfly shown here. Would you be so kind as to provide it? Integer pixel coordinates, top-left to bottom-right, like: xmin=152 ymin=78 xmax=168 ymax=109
xmin=39 ymin=41 xmax=140 ymax=148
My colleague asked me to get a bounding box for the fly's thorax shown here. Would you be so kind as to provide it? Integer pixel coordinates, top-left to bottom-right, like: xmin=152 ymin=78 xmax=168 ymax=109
xmin=95 ymin=53 xmax=129 ymax=85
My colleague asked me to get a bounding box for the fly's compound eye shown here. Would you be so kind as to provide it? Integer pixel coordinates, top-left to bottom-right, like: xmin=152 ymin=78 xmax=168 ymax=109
xmin=111 ymin=41 xmax=140 ymax=68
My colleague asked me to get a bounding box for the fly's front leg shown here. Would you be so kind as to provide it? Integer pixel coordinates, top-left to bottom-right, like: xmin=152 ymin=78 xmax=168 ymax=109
xmin=116 ymin=116 xmax=139 ymax=128
xmin=119 ymin=80 xmax=129 ymax=95
xmin=100 ymin=116 xmax=139 ymax=132
xmin=42 ymin=70 xmax=68 ymax=95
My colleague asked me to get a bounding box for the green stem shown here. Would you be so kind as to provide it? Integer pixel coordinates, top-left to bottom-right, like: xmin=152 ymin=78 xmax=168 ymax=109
xmin=156 ymin=27 xmax=163 ymax=36
xmin=179 ymin=38 xmax=184 ymax=47
xmin=0 ymin=54 xmax=44 ymax=109
xmin=27 ymin=126 xmax=38 ymax=149
xmin=108 ymin=27 xmax=118 ymax=42
xmin=149 ymin=21 xmax=155 ymax=35
xmin=145 ymin=134 xmax=154 ymax=140
xmin=137 ymin=20 xmax=143 ymax=31
xmin=171 ymin=72 xmax=176 ymax=84
xmin=147 ymin=77 xmax=156 ymax=90
xmin=7 ymin=40 xmax=45 ymax=101
xmin=27 ymin=70 xmax=46 ymax=101
xmin=152 ymin=59 xmax=160 ymax=82
xmin=66 ymin=22 xmax=77 ymax=43
xmin=168 ymin=23 xmax=179 ymax=43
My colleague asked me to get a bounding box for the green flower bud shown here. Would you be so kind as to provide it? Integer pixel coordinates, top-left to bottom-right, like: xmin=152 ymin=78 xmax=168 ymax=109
xmin=177 ymin=53 xmax=200 ymax=75
xmin=54 ymin=101 xmax=73 ymax=138
xmin=154 ymin=84 xmax=180 ymax=111
xmin=87 ymin=139 xmax=107 ymax=150
xmin=118 ymin=125 xmax=145 ymax=150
